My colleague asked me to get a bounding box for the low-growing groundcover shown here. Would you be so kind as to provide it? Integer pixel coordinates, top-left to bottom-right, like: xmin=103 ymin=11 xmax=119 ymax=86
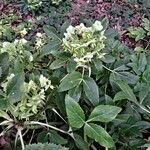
xmin=0 ymin=0 xmax=150 ymax=150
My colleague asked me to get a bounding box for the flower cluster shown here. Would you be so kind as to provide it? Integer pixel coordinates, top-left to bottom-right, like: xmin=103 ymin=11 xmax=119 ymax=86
xmin=1 ymin=39 xmax=33 ymax=62
xmin=35 ymin=32 xmax=47 ymax=49
xmin=15 ymin=75 xmax=54 ymax=119
xmin=62 ymin=21 xmax=106 ymax=66
xmin=1 ymin=74 xmax=54 ymax=119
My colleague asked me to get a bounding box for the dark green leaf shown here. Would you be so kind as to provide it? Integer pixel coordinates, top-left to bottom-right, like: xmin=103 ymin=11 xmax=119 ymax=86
xmin=101 ymin=55 xmax=115 ymax=63
xmin=43 ymin=25 xmax=60 ymax=40
xmin=110 ymin=72 xmax=139 ymax=84
xmin=37 ymin=130 xmax=67 ymax=145
xmin=50 ymin=59 xmax=67 ymax=70
xmin=61 ymin=20 xmax=71 ymax=35
xmin=65 ymin=95 xmax=85 ymax=128
xmin=0 ymin=98 xmax=8 ymax=110
xmin=59 ymin=72 xmax=82 ymax=92
xmin=84 ymin=123 xmax=114 ymax=148
xmin=116 ymin=81 xmax=138 ymax=103
xmin=138 ymin=53 xmax=147 ymax=73
xmin=93 ymin=59 xmax=103 ymax=71
xmin=74 ymin=134 xmax=89 ymax=150
xmin=0 ymin=52 xmax=9 ymax=81
xmin=83 ymin=76 xmax=99 ymax=106
xmin=113 ymin=91 xmax=127 ymax=102
xmin=6 ymin=74 xmax=24 ymax=103
xmin=67 ymin=60 xmax=77 ymax=73
xmin=68 ymin=85 xmax=82 ymax=102
xmin=41 ymin=40 xmax=61 ymax=56
xmin=87 ymin=105 xmax=121 ymax=122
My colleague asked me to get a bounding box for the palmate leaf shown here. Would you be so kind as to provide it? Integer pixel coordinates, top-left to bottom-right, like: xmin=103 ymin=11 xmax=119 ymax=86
xmin=65 ymin=95 xmax=85 ymax=128
xmin=84 ymin=123 xmax=114 ymax=148
xmin=24 ymin=143 xmax=68 ymax=150
xmin=87 ymin=105 xmax=121 ymax=123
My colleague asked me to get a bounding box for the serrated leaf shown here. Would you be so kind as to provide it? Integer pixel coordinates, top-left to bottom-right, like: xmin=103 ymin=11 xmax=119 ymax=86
xmin=83 ymin=76 xmax=99 ymax=106
xmin=59 ymin=72 xmax=82 ymax=92
xmin=65 ymin=95 xmax=85 ymax=128
xmin=116 ymin=81 xmax=138 ymax=103
xmin=87 ymin=105 xmax=121 ymax=123
xmin=24 ymin=143 xmax=68 ymax=150
xmin=84 ymin=123 xmax=114 ymax=148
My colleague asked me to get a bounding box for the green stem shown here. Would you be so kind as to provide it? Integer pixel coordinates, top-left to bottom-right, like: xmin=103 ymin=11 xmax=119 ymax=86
xmin=52 ymin=108 xmax=67 ymax=123
xmin=84 ymin=131 xmax=87 ymax=142
xmin=88 ymin=66 xmax=91 ymax=77
xmin=18 ymin=128 xmax=25 ymax=150
xmin=82 ymin=66 xmax=85 ymax=78
xmin=26 ymin=121 xmax=71 ymax=136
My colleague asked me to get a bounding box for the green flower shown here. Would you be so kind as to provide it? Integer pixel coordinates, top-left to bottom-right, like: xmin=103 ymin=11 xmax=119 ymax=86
xmin=39 ymin=74 xmax=54 ymax=90
xmin=1 ymin=39 xmax=33 ymax=63
xmin=14 ymin=75 xmax=54 ymax=119
xmin=62 ymin=21 xmax=106 ymax=66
